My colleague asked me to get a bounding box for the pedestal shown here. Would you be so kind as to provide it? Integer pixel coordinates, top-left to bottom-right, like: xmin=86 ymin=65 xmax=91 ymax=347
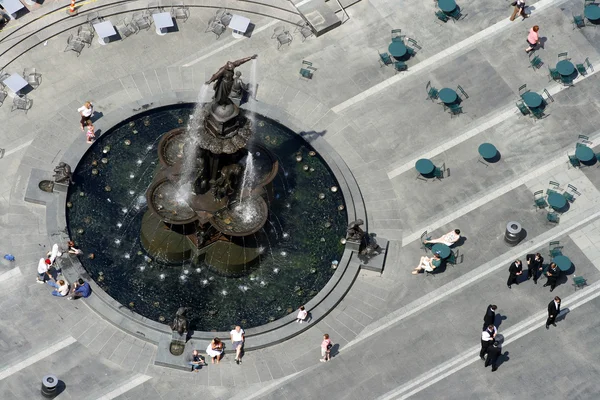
xmin=345 ymin=239 xmax=360 ymax=252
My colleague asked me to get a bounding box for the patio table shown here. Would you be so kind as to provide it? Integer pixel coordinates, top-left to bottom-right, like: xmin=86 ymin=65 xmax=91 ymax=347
xmin=556 ymin=60 xmax=575 ymax=76
xmin=584 ymin=4 xmax=600 ymax=21
xmin=0 ymin=0 xmax=25 ymax=18
xmin=439 ymin=88 xmax=458 ymax=104
xmin=415 ymin=159 xmax=435 ymax=175
xmin=438 ymin=0 xmax=457 ymax=12
xmin=93 ymin=21 xmax=117 ymax=45
xmin=522 ymin=92 xmax=542 ymax=108
xmin=1 ymin=73 xmax=28 ymax=95
xmin=478 ymin=143 xmax=497 ymax=160
xmin=547 ymin=192 xmax=567 ymax=210
xmin=153 ymin=12 xmax=173 ymax=35
xmin=432 ymin=243 xmax=451 ymax=259
xmin=388 ymin=41 xmax=407 ymax=59
xmin=575 ymin=145 xmax=594 ymax=163
xmin=552 ymin=255 xmax=571 ymax=271
xmin=229 ymin=14 xmax=250 ymax=38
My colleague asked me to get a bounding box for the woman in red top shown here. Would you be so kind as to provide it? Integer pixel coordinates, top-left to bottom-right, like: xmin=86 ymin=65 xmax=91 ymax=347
xmin=525 ymin=25 xmax=539 ymax=53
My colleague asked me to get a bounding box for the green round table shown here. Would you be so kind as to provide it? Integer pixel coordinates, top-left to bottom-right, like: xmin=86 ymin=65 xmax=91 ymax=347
xmin=552 ymin=255 xmax=571 ymax=271
xmin=438 ymin=88 xmax=458 ymax=104
xmin=415 ymin=159 xmax=435 ymax=175
xmin=432 ymin=243 xmax=451 ymax=259
xmin=438 ymin=0 xmax=457 ymax=12
xmin=556 ymin=60 xmax=575 ymax=76
xmin=584 ymin=4 xmax=600 ymax=21
xmin=388 ymin=41 xmax=407 ymax=59
xmin=521 ymin=92 xmax=542 ymax=108
xmin=576 ymin=146 xmax=595 ymax=162
xmin=478 ymin=143 xmax=497 ymax=159
xmin=547 ymin=192 xmax=567 ymax=209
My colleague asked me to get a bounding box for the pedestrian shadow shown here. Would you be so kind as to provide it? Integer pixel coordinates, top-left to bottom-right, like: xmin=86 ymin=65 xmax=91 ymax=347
xmin=495 ymin=314 xmax=507 ymax=329
xmin=538 ymin=37 xmax=548 ymax=50
xmin=91 ymin=111 xmax=104 ymax=123
xmin=330 ymin=343 xmax=340 ymax=358
xmin=453 ymin=236 xmax=467 ymax=248
xmin=557 ymin=308 xmax=570 ymax=322
xmin=496 ymin=351 xmax=510 ymax=368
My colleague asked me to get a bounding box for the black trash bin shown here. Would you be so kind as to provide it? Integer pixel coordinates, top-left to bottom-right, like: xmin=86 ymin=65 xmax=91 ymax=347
xmin=41 ymin=375 xmax=58 ymax=398
xmin=504 ymin=221 xmax=522 ymax=246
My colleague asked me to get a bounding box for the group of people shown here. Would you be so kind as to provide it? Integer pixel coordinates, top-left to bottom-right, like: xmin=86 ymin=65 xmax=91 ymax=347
xmin=189 ymin=326 xmax=246 ymax=371
xmin=507 ymin=253 xmax=560 ymax=291
xmin=413 ymin=229 xmax=461 ymax=275
xmin=78 ymin=101 xmax=96 ymax=143
xmin=36 ymin=242 xmax=89 ymax=300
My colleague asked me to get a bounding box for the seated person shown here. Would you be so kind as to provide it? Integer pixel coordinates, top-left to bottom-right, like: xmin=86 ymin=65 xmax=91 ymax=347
xmin=412 ymin=254 xmax=442 ymax=275
xmin=68 ymin=278 xmax=91 ymax=300
xmin=424 ymin=229 xmax=461 ymax=246
xmin=206 ymin=337 xmax=224 ymax=364
xmin=47 ymin=279 xmax=70 ymax=297
xmin=188 ymin=349 xmax=206 ymax=372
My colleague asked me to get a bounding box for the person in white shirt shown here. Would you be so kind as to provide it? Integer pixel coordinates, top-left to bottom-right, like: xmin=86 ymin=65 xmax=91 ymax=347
xmin=230 ymin=325 xmax=245 ymax=364
xmin=47 ymin=279 xmax=70 ymax=297
xmin=423 ymin=229 xmax=461 ymax=246
xmin=36 ymin=258 xmax=52 ymax=283
xmin=77 ymin=102 xmax=94 ymax=131
xmin=296 ymin=306 xmax=308 ymax=323
xmin=480 ymin=324 xmax=497 ymax=359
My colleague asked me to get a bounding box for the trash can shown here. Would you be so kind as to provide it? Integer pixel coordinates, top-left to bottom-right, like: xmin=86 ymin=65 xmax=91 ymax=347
xmin=41 ymin=375 xmax=58 ymax=398
xmin=504 ymin=221 xmax=522 ymax=246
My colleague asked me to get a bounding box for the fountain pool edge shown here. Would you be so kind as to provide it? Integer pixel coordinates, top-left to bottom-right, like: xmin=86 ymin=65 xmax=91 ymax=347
xmin=40 ymin=91 xmax=368 ymax=350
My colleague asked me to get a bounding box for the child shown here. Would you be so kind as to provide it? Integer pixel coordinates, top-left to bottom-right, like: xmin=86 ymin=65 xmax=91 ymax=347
xmin=85 ymin=120 xmax=95 ymax=143
xmin=68 ymin=241 xmax=83 ymax=255
xmin=296 ymin=305 xmax=308 ymax=323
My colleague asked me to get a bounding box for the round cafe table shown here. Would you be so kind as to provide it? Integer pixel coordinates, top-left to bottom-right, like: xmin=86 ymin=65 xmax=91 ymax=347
xmin=388 ymin=41 xmax=407 ymax=59
xmin=478 ymin=143 xmax=498 ymax=160
xmin=415 ymin=159 xmax=435 ymax=175
xmin=575 ymin=145 xmax=595 ymax=163
xmin=432 ymin=243 xmax=451 ymax=259
xmin=438 ymin=88 xmax=458 ymax=104
xmin=556 ymin=60 xmax=575 ymax=76
xmin=438 ymin=0 xmax=457 ymax=12
xmin=552 ymin=255 xmax=571 ymax=271
xmin=584 ymin=4 xmax=600 ymax=22
xmin=521 ymin=92 xmax=543 ymax=108
xmin=547 ymin=192 xmax=567 ymax=210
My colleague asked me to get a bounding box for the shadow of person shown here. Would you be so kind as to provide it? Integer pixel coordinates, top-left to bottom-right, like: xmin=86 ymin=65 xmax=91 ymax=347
xmin=538 ymin=36 xmax=548 ymax=50
xmin=496 ymin=351 xmax=510 ymax=368
xmin=557 ymin=308 xmax=570 ymax=322
xmin=495 ymin=314 xmax=507 ymax=329
xmin=306 ymin=311 xmax=313 ymax=323
xmin=330 ymin=343 xmax=340 ymax=358
xmin=91 ymin=111 xmax=104 ymax=123
xmin=453 ymin=236 xmax=467 ymax=247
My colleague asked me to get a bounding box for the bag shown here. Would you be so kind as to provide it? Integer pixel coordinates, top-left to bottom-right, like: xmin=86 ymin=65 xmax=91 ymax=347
xmin=326 ymin=343 xmax=332 ymax=350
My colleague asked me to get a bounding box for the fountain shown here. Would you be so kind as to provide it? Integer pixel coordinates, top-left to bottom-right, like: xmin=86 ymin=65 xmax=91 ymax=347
xmin=141 ymin=55 xmax=278 ymax=276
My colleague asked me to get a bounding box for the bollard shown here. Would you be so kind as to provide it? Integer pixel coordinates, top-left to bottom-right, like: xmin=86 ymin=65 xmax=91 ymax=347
xmin=41 ymin=375 xmax=58 ymax=398
xmin=504 ymin=221 xmax=522 ymax=246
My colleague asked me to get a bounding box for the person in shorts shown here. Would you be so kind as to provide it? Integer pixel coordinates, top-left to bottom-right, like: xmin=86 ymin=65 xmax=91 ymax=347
xmin=525 ymin=25 xmax=539 ymax=53
xmin=230 ymin=325 xmax=245 ymax=364
xmin=320 ymin=334 xmax=332 ymax=362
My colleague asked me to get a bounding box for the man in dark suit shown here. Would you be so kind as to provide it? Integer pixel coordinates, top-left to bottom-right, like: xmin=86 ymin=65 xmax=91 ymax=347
xmin=485 ymin=341 xmax=502 ymax=372
xmin=507 ymin=259 xmax=523 ymax=289
xmin=480 ymin=324 xmax=496 ymax=359
xmin=544 ymin=262 xmax=560 ymax=292
xmin=546 ymin=296 xmax=561 ymax=329
xmin=483 ymin=304 xmax=497 ymax=329
xmin=526 ymin=253 xmax=544 ymax=284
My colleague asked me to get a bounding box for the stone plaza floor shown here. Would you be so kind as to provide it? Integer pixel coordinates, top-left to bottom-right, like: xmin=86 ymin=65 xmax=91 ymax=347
xmin=2 ymin=0 xmax=600 ymax=398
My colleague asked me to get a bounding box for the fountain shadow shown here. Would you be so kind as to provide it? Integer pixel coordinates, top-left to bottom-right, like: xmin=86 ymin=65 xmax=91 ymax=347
xmin=299 ymin=130 xmax=327 ymax=144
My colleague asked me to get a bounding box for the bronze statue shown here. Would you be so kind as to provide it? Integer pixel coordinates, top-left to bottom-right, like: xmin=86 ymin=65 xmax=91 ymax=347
xmin=170 ymin=307 xmax=190 ymax=336
xmin=230 ymin=71 xmax=249 ymax=99
xmin=346 ymin=219 xmax=365 ymax=242
xmin=212 ymin=164 xmax=242 ymax=200
xmin=206 ymin=55 xmax=257 ymax=106
xmin=53 ymin=162 xmax=73 ymax=184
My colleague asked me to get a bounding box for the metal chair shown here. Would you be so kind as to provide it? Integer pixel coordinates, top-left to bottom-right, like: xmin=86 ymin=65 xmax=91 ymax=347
xmin=407 ymin=38 xmax=421 ymax=50
xmin=378 ymin=51 xmax=393 ymax=67
xmin=426 ymin=81 xmax=439 ymax=101
xmin=572 ymin=14 xmax=585 ymax=29
xmin=548 ymin=66 xmax=560 ymax=81
xmin=516 ymin=101 xmax=530 ymax=116
xmin=572 ymin=275 xmax=587 ymax=290
xmin=275 ymin=30 xmax=293 ymax=49
xmin=420 ymin=231 xmax=432 ymax=253
xmin=433 ymin=163 xmax=446 ymax=179
xmin=435 ymin=11 xmax=449 ymax=22
xmin=457 ymin=85 xmax=469 ymax=100
xmin=64 ymin=34 xmax=85 ymax=56
xmin=23 ymin=68 xmax=41 ymax=89
xmin=531 ymin=107 xmax=544 ymax=119
xmin=560 ymin=74 xmax=574 ymax=86
xmin=518 ymin=84 xmax=528 ymax=95
xmin=132 ymin=11 xmax=153 ymax=30
xmin=529 ymin=55 xmax=543 ymax=70
xmin=448 ymin=103 xmax=463 ymax=117
xmin=11 ymin=95 xmax=32 ymax=113
xmin=394 ymin=61 xmax=407 ymax=73
xmin=206 ymin=16 xmax=226 ymax=39
xmin=534 ymin=190 xmax=548 ymax=210
xmin=547 ymin=211 xmax=560 ymax=224
xmin=557 ymin=52 xmax=569 ymax=61
xmin=446 ymin=249 xmax=460 ymax=266
xmin=564 ymin=184 xmax=579 ymax=203
xmin=0 ymin=87 xmax=7 ymax=107
xmin=76 ymin=25 xmax=94 ymax=47
xmin=216 ymin=8 xmax=232 ymax=26
xmin=576 ymin=57 xmax=591 ymax=76
xmin=448 ymin=7 xmax=462 ymax=20
xmin=299 ymin=61 xmax=316 ymax=80
xmin=568 ymin=154 xmax=581 ymax=168
xmin=294 ymin=21 xmax=313 ymax=42
xmin=542 ymin=88 xmax=554 ymax=103
xmin=86 ymin=11 xmax=103 ymax=28
xmin=171 ymin=1 xmax=189 ymax=22
xmin=148 ymin=1 xmax=164 ymax=14
xmin=547 ymin=181 xmax=560 ymax=196
xmin=391 ymin=28 xmax=404 ymax=42
xmin=549 ymin=241 xmax=562 ymax=257
xmin=115 ymin=18 xmax=139 ymax=40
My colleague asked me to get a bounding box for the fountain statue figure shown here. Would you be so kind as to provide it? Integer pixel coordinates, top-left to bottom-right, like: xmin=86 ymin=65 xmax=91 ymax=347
xmin=346 ymin=219 xmax=365 ymax=242
xmin=206 ymin=55 xmax=257 ymax=106
xmin=53 ymin=162 xmax=73 ymax=184
xmin=170 ymin=307 xmax=190 ymax=336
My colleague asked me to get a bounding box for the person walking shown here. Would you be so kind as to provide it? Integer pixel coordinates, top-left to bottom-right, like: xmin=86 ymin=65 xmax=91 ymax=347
xmin=85 ymin=120 xmax=96 ymax=143
xmin=483 ymin=305 xmax=497 ymax=330
xmin=320 ymin=333 xmax=332 ymax=362
xmin=525 ymin=25 xmax=540 ymax=53
xmin=77 ymin=102 xmax=94 ymax=131
xmin=546 ymin=296 xmax=561 ymax=329
xmin=507 ymin=259 xmax=523 ymax=289
xmin=526 ymin=253 xmax=544 ymax=284
xmin=509 ymin=0 xmax=527 ymax=21
xmin=230 ymin=325 xmax=245 ymax=364
xmin=544 ymin=262 xmax=560 ymax=292
xmin=485 ymin=341 xmax=502 ymax=372
xmin=480 ymin=325 xmax=497 ymax=360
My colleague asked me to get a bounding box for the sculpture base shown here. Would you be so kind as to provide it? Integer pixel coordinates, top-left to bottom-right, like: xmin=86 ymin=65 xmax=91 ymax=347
xmin=358 ymin=237 xmax=389 ymax=274
xmin=345 ymin=239 xmax=361 ymax=252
